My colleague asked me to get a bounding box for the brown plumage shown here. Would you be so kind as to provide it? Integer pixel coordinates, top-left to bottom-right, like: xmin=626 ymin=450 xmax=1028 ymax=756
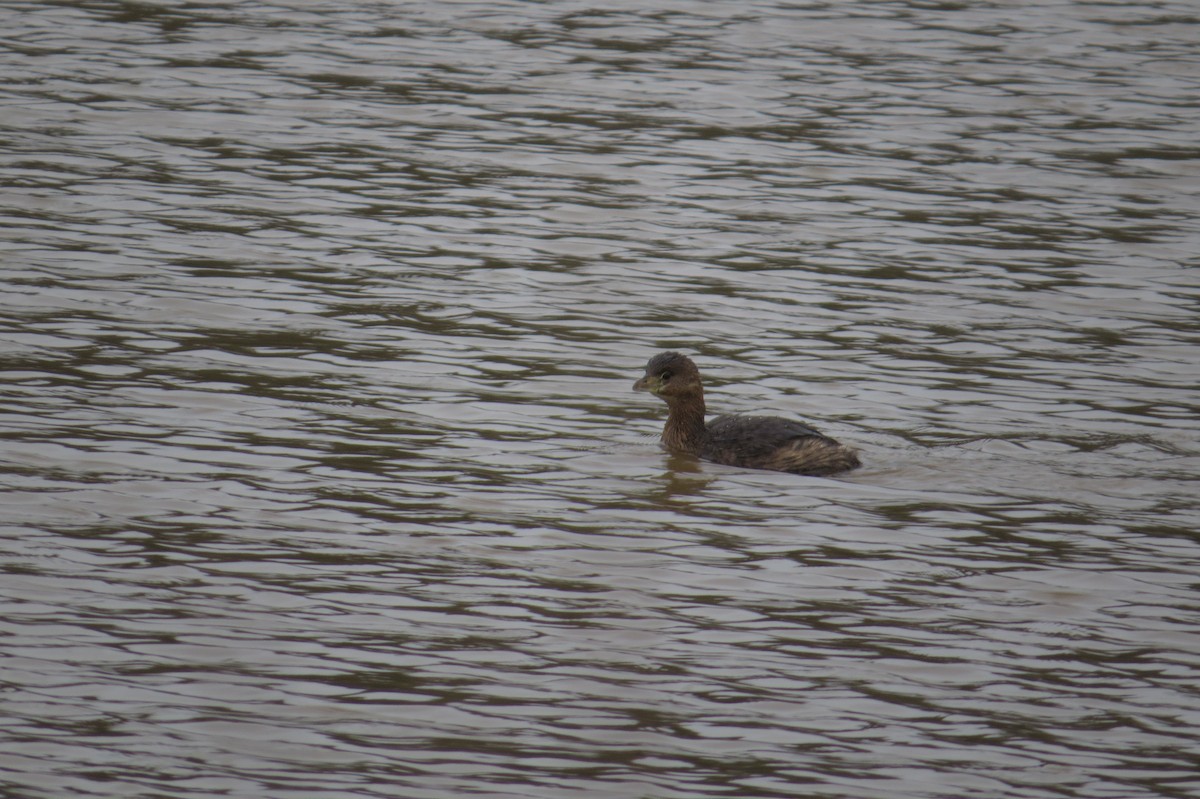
xmin=633 ymin=352 xmax=859 ymax=476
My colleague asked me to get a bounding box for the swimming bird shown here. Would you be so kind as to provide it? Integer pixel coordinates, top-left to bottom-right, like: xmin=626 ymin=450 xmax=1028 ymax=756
xmin=633 ymin=351 xmax=859 ymax=476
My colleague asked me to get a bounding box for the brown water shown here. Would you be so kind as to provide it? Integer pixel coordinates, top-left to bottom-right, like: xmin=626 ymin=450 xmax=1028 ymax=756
xmin=2 ymin=1 xmax=1199 ymax=798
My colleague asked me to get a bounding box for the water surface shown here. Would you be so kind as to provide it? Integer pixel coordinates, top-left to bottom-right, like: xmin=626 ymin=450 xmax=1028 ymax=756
xmin=2 ymin=1 xmax=1199 ymax=798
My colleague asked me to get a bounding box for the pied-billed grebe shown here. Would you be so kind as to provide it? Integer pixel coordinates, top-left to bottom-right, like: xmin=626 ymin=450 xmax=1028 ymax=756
xmin=633 ymin=352 xmax=860 ymax=476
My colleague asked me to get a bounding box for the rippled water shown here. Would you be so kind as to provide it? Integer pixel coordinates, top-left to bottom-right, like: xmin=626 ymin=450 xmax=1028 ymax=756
xmin=3 ymin=1 xmax=1199 ymax=797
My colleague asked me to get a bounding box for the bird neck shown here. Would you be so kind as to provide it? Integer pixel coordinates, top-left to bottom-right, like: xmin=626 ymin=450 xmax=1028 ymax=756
xmin=662 ymin=393 xmax=708 ymax=453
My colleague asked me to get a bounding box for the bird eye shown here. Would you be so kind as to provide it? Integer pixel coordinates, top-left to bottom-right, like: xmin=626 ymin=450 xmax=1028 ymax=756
xmin=659 ymin=369 xmax=673 ymax=381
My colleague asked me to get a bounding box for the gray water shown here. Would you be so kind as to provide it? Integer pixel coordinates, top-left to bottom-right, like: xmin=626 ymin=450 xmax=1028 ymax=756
xmin=2 ymin=1 xmax=1199 ymax=797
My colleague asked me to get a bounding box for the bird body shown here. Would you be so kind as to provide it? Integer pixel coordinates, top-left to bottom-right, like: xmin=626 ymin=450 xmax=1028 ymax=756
xmin=634 ymin=352 xmax=859 ymax=476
